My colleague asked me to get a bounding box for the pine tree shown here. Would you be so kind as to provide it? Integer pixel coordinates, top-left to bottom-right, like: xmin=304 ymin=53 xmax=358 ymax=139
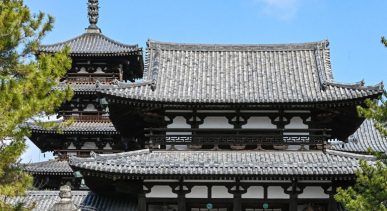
xmin=0 ymin=0 xmax=73 ymax=209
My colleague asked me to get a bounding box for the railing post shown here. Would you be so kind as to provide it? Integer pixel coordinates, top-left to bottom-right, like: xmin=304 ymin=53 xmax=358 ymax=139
xmin=322 ymin=129 xmax=327 ymax=152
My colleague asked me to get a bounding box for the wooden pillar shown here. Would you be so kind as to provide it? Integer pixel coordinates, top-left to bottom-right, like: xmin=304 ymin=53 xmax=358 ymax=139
xmin=328 ymin=194 xmax=338 ymax=211
xmin=324 ymin=183 xmax=338 ymax=211
xmin=285 ymin=179 xmax=300 ymax=211
xmin=177 ymin=192 xmax=186 ymax=211
xmin=289 ymin=192 xmax=297 ymax=211
xmin=138 ymin=184 xmax=152 ymax=211
xmin=137 ymin=193 xmax=146 ymax=211
xmin=228 ymin=179 xmax=247 ymax=211
xmin=233 ymin=192 xmax=242 ymax=211
xmin=172 ymin=179 xmax=191 ymax=211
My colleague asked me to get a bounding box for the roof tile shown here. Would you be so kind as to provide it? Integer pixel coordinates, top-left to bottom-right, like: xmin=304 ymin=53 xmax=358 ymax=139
xmin=3 ymin=191 xmax=137 ymax=211
xmin=23 ymin=160 xmax=73 ymax=175
xmin=70 ymin=149 xmax=372 ymax=177
xmin=330 ymin=119 xmax=387 ymax=153
xmin=39 ymin=32 xmax=141 ymax=56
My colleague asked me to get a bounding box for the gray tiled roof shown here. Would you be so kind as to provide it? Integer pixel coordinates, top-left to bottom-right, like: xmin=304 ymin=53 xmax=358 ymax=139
xmin=30 ymin=121 xmax=119 ymax=135
xmin=57 ymin=80 xmax=151 ymax=94
xmin=331 ymin=119 xmax=387 ymax=153
xmin=69 ymin=149 xmax=374 ymax=178
xmin=39 ymin=32 xmax=141 ymax=56
xmin=23 ymin=160 xmax=73 ymax=175
xmin=100 ymin=40 xmax=383 ymax=104
xmin=3 ymin=191 xmax=137 ymax=211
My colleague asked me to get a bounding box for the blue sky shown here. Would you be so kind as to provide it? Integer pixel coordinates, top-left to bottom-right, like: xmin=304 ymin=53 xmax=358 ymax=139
xmin=22 ymin=0 xmax=387 ymax=162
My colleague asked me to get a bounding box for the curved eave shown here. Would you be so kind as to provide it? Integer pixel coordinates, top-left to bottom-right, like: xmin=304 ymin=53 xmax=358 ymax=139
xmin=38 ymin=50 xmax=143 ymax=57
xmin=97 ymin=80 xmax=383 ymax=107
xmin=69 ymin=149 xmax=370 ymax=181
xmin=101 ymin=91 xmax=382 ymax=108
xmin=30 ymin=129 xmax=120 ymax=135
xmin=75 ymin=168 xmax=356 ymax=181
xmin=26 ymin=171 xmax=74 ymax=176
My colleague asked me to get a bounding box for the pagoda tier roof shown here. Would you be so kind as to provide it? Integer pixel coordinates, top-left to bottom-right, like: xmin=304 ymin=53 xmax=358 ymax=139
xmin=56 ymin=80 xmax=113 ymax=94
xmin=2 ymin=191 xmax=137 ymax=211
xmin=38 ymin=31 xmax=142 ymax=57
xmin=69 ymin=149 xmax=374 ymax=180
xmin=331 ymin=119 xmax=387 ymax=153
xmin=100 ymin=40 xmax=383 ymax=105
xmin=23 ymin=160 xmax=73 ymax=176
xmin=29 ymin=120 xmax=119 ymax=135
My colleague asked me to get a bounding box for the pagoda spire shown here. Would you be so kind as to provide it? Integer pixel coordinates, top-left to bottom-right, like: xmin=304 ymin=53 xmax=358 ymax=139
xmin=87 ymin=0 xmax=101 ymax=33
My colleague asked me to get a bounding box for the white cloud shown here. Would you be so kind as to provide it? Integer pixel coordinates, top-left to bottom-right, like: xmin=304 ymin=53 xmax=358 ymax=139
xmin=256 ymin=0 xmax=300 ymax=21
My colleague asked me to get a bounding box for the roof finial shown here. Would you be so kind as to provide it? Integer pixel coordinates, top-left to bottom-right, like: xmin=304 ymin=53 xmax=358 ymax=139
xmin=87 ymin=0 xmax=101 ymax=33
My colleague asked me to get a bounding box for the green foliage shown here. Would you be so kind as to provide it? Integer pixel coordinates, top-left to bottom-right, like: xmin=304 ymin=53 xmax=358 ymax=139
xmin=357 ymin=92 xmax=387 ymax=137
xmin=382 ymin=36 xmax=387 ymax=48
xmin=0 ymin=0 xmax=73 ymax=210
xmin=335 ymin=161 xmax=387 ymax=211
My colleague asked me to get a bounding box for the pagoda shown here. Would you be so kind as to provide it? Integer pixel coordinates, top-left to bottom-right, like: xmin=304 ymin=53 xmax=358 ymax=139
xmin=26 ymin=0 xmax=143 ymax=190
xmin=17 ymin=0 xmax=387 ymax=211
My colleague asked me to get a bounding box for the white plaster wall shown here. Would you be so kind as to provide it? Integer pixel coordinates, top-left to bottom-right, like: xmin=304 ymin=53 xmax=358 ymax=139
xmin=84 ymin=104 xmax=97 ymax=111
xmin=285 ymin=117 xmax=308 ymax=129
xmin=298 ymin=186 xmax=329 ymax=198
xmin=67 ymin=143 xmax=76 ymax=150
xmin=186 ymin=186 xmax=207 ymax=198
xmin=146 ymin=186 xmax=177 ymax=198
xmin=267 ymin=186 xmax=289 ymax=199
xmin=211 ymin=186 xmax=233 ymax=198
xmin=166 ymin=116 xmax=191 ymax=150
xmin=242 ymin=116 xmax=276 ymax=129
xmin=82 ymin=142 xmax=98 ymax=149
xmin=199 ymin=117 xmax=233 ymax=129
xmin=103 ymin=143 xmax=112 ymax=150
xmin=242 ymin=186 xmax=264 ymax=198
xmin=167 ymin=116 xmax=190 ymax=129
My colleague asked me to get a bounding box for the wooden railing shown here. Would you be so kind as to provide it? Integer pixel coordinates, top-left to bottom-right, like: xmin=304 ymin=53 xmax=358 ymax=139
xmin=144 ymin=128 xmax=331 ymax=148
xmin=65 ymin=73 xmax=119 ymax=83
xmin=62 ymin=111 xmax=110 ymax=122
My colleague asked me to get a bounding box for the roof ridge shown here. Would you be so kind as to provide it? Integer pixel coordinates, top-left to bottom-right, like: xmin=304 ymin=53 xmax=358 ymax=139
xmin=26 ymin=159 xmax=67 ymax=165
xmin=89 ymin=149 xmax=150 ymax=160
xmin=152 ymin=150 xmax=327 ymax=154
xmin=26 ymin=190 xmax=91 ymax=195
xmin=147 ymin=39 xmax=329 ymax=51
xmin=98 ymin=80 xmax=155 ymax=94
xmin=326 ymin=149 xmax=376 ymax=161
xmin=69 ymin=150 xmax=149 ymax=164
xmin=147 ymin=39 xmax=329 ymax=47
